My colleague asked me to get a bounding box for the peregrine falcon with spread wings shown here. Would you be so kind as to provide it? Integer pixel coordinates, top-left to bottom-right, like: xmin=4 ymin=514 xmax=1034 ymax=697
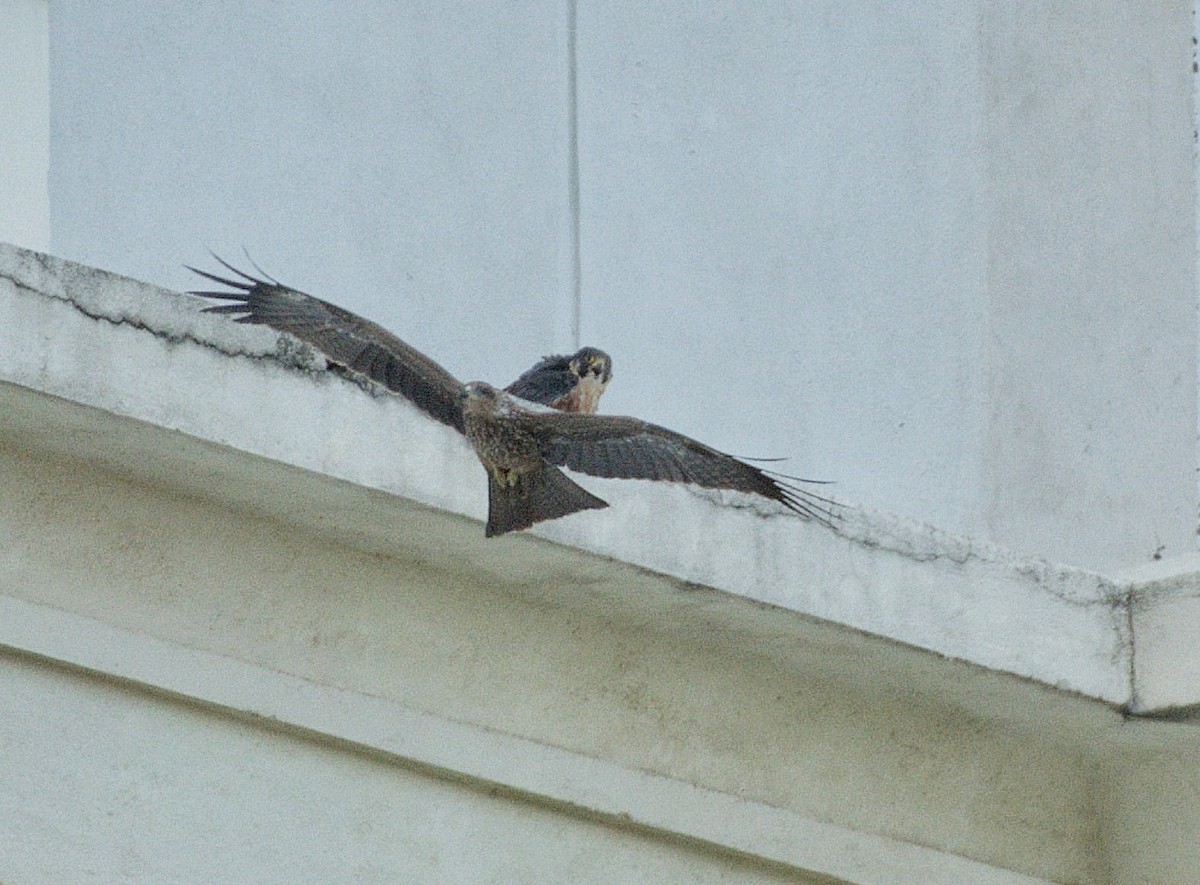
xmin=188 ymin=258 xmax=837 ymax=537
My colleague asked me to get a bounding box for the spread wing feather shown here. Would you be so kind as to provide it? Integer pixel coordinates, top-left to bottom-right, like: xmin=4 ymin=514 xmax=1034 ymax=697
xmin=521 ymin=413 xmax=838 ymax=525
xmin=188 ymin=258 xmax=466 ymax=433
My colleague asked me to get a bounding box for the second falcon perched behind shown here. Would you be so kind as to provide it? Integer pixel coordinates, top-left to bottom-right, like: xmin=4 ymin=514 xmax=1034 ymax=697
xmin=188 ymin=258 xmax=836 ymax=536
xmin=505 ymin=347 xmax=612 ymax=413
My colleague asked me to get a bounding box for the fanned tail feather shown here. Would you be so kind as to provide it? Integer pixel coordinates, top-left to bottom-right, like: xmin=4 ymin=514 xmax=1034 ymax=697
xmin=486 ymin=466 xmax=608 ymax=537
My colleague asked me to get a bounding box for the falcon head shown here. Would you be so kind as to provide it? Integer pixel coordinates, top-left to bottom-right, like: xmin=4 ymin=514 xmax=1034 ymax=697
xmin=569 ymin=347 xmax=613 ymax=384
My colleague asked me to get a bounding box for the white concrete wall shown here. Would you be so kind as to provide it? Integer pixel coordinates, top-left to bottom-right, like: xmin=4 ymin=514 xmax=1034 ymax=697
xmin=43 ymin=6 xmax=1197 ymax=558
xmin=578 ymin=1 xmax=991 ymax=538
xmin=46 ymin=1 xmax=575 ymax=391
xmin=980 ymin=3 xmax=1196 ymax=574
xmin=0 ymin=0 xmax=49 ymax=250
xmin=2 ymin=653 xmax=817 ymax=884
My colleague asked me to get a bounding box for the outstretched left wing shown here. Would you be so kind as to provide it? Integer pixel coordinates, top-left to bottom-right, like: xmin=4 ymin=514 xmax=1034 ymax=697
xmin=189 ymin=258 xmax=467 ymax=433
xmin=518 ymin=411 xmax=838 ymax=525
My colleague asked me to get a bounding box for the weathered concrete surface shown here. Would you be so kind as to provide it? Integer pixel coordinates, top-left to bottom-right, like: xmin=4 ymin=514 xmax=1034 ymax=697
xmin=0 ymin=244 xmax=1133 ymax=706
xmin=1 ymin=651 xmax=822 ymax=885
xmin=1116 ymin=555 xmax=1200 ymax=717
xmin=5 ymin=242 xmax=1199 ymax=883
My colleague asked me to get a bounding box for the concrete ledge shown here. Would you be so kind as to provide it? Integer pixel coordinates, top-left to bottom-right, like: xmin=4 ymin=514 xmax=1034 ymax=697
xmin=0 ymin=242 xmax=1132 ymax=705
xmin=0 ymin=595 xmax=1049 ymax=885
xmin=1116 ymin=555 xmax=1200 ymax=718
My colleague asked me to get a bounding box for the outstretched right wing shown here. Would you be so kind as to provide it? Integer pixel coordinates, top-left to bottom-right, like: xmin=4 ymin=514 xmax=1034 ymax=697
xmin=189 ymin=258 xmax=466 ymax=433
xmin=519 ymin=410 xmax=839 ymax=526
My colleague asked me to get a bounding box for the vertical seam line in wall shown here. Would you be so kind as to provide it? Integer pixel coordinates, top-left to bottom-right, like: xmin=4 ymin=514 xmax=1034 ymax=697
xmin=567 ymin=0 xmax=582 ymax=349
xmin=1195 ymin=0 xmax=1200 ymax=539
xmin=1124 ymin=583 xmax=1138 ymax=714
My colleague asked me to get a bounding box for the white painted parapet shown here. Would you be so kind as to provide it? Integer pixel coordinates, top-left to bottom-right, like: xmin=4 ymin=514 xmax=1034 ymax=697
xmin=0 ymin=243 xmax=1133 ymax=704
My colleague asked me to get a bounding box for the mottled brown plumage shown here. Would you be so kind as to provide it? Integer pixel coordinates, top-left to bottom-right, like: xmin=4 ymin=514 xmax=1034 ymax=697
xmin=189 ymin=259 xmax=837 ymax=536
xmin=461 ymin=383 xmax=608 ymax=536
xmin=461 ymin=382 xmax=835 ymax=535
